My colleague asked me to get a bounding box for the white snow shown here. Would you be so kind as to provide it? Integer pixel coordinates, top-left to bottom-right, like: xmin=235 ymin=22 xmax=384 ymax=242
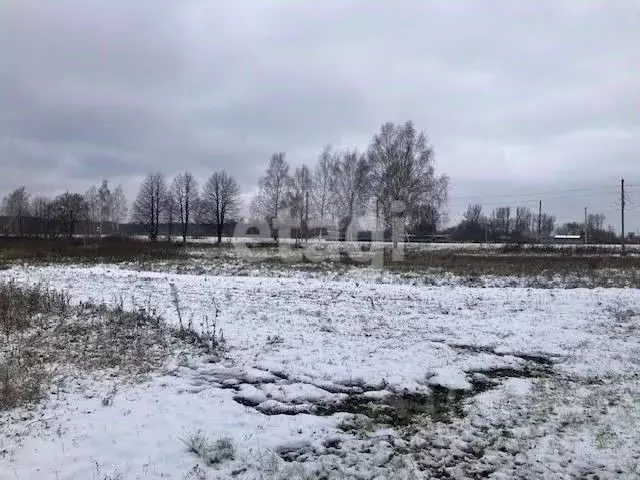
xmin=1 ymin=263 xmax=639 ymax=479
xmin=426 ymin=367 xmax=473 ymax=391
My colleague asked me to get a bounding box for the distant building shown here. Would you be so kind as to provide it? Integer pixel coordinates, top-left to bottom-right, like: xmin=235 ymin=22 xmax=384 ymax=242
xmin=553 ymin=234 xmax=582 ymax=243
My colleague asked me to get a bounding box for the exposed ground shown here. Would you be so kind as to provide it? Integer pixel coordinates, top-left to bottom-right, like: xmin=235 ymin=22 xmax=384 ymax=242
xmin=1 ymin=238 xmax=639 ymax=479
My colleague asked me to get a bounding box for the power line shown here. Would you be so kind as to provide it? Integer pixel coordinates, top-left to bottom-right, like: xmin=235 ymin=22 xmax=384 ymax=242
xmin=447 ymin=190 xmax=619 ymax=208
xmin=448 ymin=184 xmax=619 ymax=200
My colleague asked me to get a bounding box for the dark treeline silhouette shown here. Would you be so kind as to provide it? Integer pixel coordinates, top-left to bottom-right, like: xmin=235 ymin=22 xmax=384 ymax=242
xmin=0 ymin=183 xmax=127 ymax=239
xmin=444 ymin=203 xmax=626 ymax=244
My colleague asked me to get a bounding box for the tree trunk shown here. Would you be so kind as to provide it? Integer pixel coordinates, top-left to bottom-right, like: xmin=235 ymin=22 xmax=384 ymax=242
xmin=183 ymin=208 xmax=189 ymax=244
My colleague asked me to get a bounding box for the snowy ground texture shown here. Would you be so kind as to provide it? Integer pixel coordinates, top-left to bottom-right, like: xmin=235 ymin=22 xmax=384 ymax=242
xmin=1 ymin=264 xmax=640 ymax=479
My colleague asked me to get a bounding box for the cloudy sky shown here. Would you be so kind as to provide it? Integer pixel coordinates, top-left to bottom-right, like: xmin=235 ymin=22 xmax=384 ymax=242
xmin=2 ymin=0 xmax=639 ymax=231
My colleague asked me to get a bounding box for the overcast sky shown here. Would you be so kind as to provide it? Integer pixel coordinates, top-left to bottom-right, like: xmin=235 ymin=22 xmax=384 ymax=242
xmin=2 ymin=0 xmax=639 ymax=231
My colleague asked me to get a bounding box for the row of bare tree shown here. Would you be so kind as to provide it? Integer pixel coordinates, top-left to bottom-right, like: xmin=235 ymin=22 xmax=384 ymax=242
xmin=2 ymin=120 xmax=449 ymax=242
xmin=251 ymin=121 xmax=449 ymax=240
xmin=131 ymin=171 xmax=240 ymax=243
xmin=1 ymin=182 xmax=127 ymax=238
xmin=131 ymin=120 xmax=449 ymax=242
xmin=448 ymin=203 xmax=617 ymax=243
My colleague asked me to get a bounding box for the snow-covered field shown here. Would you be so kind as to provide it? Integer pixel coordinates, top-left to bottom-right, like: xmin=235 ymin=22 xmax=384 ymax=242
xmin=1 ymin=264 xmax=639 ymax=479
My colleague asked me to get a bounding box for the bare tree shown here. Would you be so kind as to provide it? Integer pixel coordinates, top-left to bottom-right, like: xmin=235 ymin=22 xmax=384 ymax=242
xmin=31 ymin=196 xmax=53 ymax=236
xmin=410 ymin=176 xmax=449 ymax=236
xmin=97 ymin=180 xmax=111 ymax=235
xmin=367 ymin=121 xmax=448 ymax=233
xmin=513 ymin=206 xmax=533 ymax=239
xmin=452 ymin=203 xmax=487 ymax=241
xmin=109 ymin=185 xmax=128 ymax=232
xmin=1 ymin=186 xmax=30 ymax=235
xmin=172 ymin=172 xmax=199 ymax=243
xmin=202 ymin=171 xmax=241 ymax=243
xmin=540 ymin=213 xmax=555 ymax=237
xmin=586 ymin=213 xmax=610 ymax=243
xmin=311 ymin=146 xmax=337 ymax=230
xmin=587 ymin=213 xmax=606 ymax=232
xmin=131 ymin=173 xmax=167 ymax=241
xmin=330 ymin=149 xmax=370 ymax=240
xmin=165 ymin=192 xmax=177 ymax=242
xmin=51 ymin=193 xmax=87 ymax=238
xmin=463 ymin=204 xmax=484 ymax=226
xmin=490 ymin=207 xmax=511 ymax=240
xmin=288 ymin=165 xmax=312 ymax=242
xmin=84 ymin=186 xmax=100 ymax=236
xmin=252 ymin=152 xmax=290 ymax=241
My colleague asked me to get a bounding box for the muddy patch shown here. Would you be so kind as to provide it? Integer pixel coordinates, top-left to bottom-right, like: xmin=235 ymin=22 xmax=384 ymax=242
xmin=229 ymin=362 xmax=553 ymax=425
xmin=449 ymin=343 xmax=557 ymax=369
xmin=193 ymin=358 xmax=555 ymax=428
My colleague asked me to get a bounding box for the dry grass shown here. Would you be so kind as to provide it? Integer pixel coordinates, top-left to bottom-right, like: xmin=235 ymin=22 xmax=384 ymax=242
xmin=0 ymin=281 xmax=71 ymax=409
xmin=377 ymin=249 xmax=640 ymax=287
xmin=254 ymin=246 xmax=640 ymax=287
xmin=0 ymin=280 xmax=222 ymax=411
xmin=389 ymin=249 xmax=640 ymax=276
xmin=0 ymin=236 xmax=187 ymax=264
xmin=182 ymin=431 xmax=236 ymax=465
xmin=0 ymin=280 xmax=70 ymax=339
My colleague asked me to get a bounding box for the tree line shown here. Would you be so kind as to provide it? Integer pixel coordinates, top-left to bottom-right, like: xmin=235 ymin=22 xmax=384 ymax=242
xmin=130 ymin=170 xmax=240 ymax=243
xmin=1 ymin=182 xmax=127 ymax=238
xmin=11 ymin=120 xmax=445 ymax=243
xmin=446 ymin=203 xmax=620 ymax=243
xmin=250 ymin=121 xmax=449 ymax=242
xmin=4 ymin=119 xmax=625 ymax=243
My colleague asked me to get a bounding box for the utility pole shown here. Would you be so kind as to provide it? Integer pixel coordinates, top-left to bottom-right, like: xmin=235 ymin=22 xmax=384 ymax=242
xmin=584 ymin=207 xmax=588 ymax=245
xmin=622 ymin=178 xmax=626 ymax=255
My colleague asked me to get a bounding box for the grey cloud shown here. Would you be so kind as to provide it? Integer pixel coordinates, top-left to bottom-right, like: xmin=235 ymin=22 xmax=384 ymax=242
xmin=1 ymin=0 xmax=639 ymax=230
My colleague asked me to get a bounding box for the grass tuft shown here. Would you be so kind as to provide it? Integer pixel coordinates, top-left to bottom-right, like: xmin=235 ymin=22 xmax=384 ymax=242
xmin=182 ymin=431 xmax=236 ymax=465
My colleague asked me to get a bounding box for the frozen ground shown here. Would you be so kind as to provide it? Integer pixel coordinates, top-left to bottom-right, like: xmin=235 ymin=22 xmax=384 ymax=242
xmin=1 ymin=264 xmax=639 ymax=479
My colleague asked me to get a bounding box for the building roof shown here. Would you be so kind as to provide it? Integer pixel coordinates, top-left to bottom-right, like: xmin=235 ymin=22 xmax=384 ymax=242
xmin=553 ymin=234 xmax=582 ymax=240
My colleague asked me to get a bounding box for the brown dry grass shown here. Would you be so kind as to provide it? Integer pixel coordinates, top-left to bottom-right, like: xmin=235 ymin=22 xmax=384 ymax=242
xmin=0 ymin=236 xmax=187 ymax=264
xmin=0 ymin=280 xmax=220 ymax=411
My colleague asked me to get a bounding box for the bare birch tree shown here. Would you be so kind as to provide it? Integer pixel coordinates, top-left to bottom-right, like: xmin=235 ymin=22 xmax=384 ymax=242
xmin=132 ymin=173 xmax=167 ymax=241
xmin=165 ymin=192 xmax=177 ymax=242
xmin=311 ymin=146 xmax=337 ymax=231
xmin=97 ymin=180 xmax=111 ymax=235
xmin=251 ymin=152 xmax=290 ymax=240
xmin=202 ymin=171 xmax=241 ymax=243
xmin=330 ymin=149 xmax=370 ymax=240
xmin=288 ymin=165 xmax=312 ymax=242
xmin=1 ymin=186 xmax=30 ymax=235
xmin=110 ymin=185 xmax=128 ymax=232
xmin=172 ymin=171 xmax=199 ymax=243
xmin=84 ymin=186 xmax=100 ymax=236
xmin=367 ymin=121 xmax=448 ymax=233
